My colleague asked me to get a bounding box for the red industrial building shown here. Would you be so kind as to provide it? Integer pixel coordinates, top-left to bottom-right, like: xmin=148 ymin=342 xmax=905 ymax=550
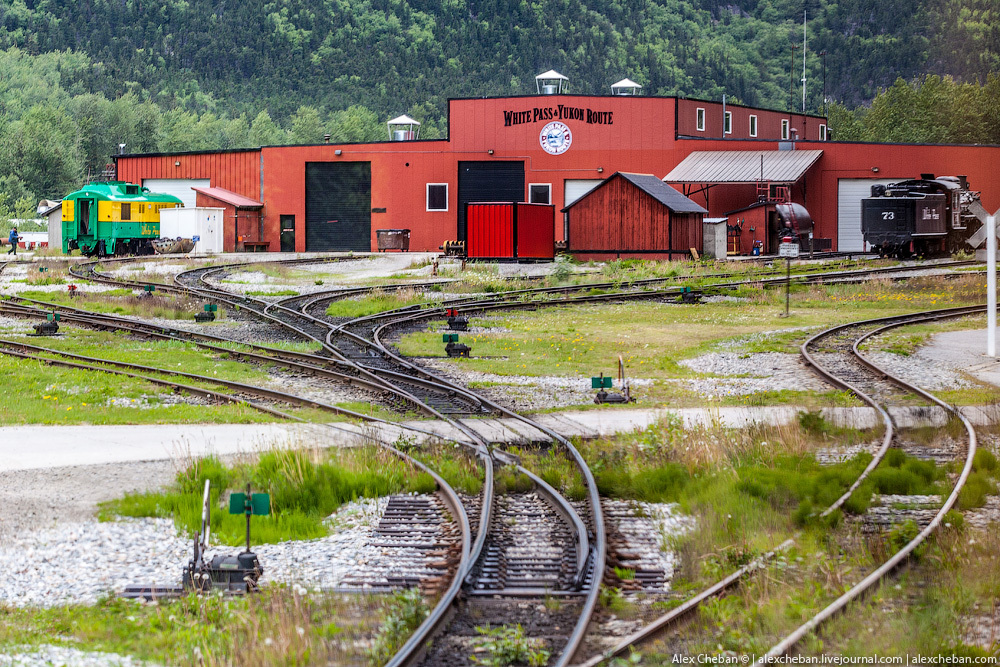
xmin=115 ymin=76 xmax=1000 ymax=256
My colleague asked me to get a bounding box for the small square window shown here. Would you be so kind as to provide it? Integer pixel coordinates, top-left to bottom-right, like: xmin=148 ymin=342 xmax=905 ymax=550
xmin=781 ymin=119 xmax=790 ymax=140
xmin=529 ymin=184 xmax=551 ymax=205
xmin=696 ymin=108 xmax=705 ymax=132
xmin=724 ymin=111 xmax=732 ymax=135
xmin=749 ymin=115 xmax=758 ymax=138
xmin=427 ymin=183 xmax=448 ymax=211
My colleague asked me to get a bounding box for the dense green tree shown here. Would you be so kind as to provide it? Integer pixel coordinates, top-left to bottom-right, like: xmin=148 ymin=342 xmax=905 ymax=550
xmin=290 ymin=106 xmax=326 ymax=144
xmin=2 ymin=104 xmax=82 ymax=200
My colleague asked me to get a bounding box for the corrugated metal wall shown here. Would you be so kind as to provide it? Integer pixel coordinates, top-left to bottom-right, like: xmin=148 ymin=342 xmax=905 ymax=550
xmin=467 ymin=203 xmax=514 ymax=258
xmin=515 ymin=203 xmax=555 ymax=258
xmin=568 ymin=177 xmax=702 ymax=256
xmin=117 ymin=150 xmax=261 ymax=201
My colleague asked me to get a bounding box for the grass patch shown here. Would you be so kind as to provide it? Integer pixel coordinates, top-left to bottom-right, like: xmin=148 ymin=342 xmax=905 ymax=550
xmin=19 ymin=289 xmax=223 ymax=321
xmin=325 ymin=287 xmax=439 ymax=319
xmin=0 ymin=587 xmax=409 ymax=666
xmin=101 ymin=446 xmax=435 ymax=545
xmin=245 ymin=289 xmax=300 ymax=297
xmin=395 ymin=274 xmax=984 ymax=410
xmin=0 ymin=354 xmax=274 ymax=425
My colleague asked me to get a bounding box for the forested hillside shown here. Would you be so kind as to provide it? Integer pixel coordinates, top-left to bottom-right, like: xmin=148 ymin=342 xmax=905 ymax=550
xmin=0 ymin=0 xmax=996 ymax=206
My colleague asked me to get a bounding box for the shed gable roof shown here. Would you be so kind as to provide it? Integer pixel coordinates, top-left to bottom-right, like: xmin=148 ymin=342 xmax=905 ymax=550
xmin=191 ymin=186 xmax=263 ymax=208
xmin=561 ymin=172 xmax=708 ymax=214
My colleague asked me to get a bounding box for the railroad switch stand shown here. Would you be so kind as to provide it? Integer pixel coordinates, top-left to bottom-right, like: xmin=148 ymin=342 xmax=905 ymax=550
xmin=592 ymin=357 xmax=635 ymax=404
xmin=195 ymin=304 xmax=217 ymax=323
xmin=676 ymin=286 xmax=700 ymax=304
xmin=443 ymin=333 xmax=471 ymax=358
xmin=183 ymin=481 xmax=268 ymax=594
xmin=32 ymin=312 xmax=60 ymax=336
xmin=446 ymin=308 xmax=468 ymax=331
xmin=138 ymin=284 xmax=156 ymax=299
xmin=67 ymin=284 xmax=78 ymax=298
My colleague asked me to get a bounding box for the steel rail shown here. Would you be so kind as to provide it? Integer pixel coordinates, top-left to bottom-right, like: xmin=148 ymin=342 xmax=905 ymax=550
xmin=366 ymin=308 xmax=605 ymax=667
xmin=756 ymin=307 xmax=982 ymax=663
xmin=572 ymin=304 xmax=987 ymax=666
xmin=0 ymin=333 xmax=474 ymax=644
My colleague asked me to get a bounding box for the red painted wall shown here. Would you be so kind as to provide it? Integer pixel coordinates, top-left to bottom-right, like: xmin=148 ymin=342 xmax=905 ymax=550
xmin=675 ymin=99 xmax=823 ymax=141
xmin=117 ymin=150 xmax=261 ymax=201
xmin=676 ymin=138 xmax=1000 ymax=250
xmin=114 ymin=95 xmax=1000 ymax=256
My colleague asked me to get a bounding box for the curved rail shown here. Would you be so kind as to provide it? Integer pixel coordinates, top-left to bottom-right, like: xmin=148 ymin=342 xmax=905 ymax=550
xmin=757 ymin=307 xmax=982 ymax=662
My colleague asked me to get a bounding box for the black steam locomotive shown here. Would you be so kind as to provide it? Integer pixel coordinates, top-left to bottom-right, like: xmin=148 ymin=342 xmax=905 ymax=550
xmin=861 ymin=175 xmax=981 ymax=258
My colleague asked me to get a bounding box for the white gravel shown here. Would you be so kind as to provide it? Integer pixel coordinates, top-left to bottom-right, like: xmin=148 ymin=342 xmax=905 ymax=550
xmin=0 ymin=495 xmax=445 ymax=608
xmin=677 ymin=351 xmax=829 ymax=397
xmin=0 ymin=646 xmax=157 ymax=667
xmin=865 ymin=350 xmax=973 ymax=391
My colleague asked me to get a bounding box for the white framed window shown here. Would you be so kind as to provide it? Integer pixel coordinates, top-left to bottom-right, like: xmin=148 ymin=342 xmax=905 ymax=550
xmin=696 ymin=108 xmax=705 ymax=132
xmin=749 ymin=115 xmax=758 ymax=138
xmin=781 ymin=119 xmax=790 ymax=140
xmin=528 ymin=183 xmax=551 ymax=205
xmin=426 ymin=183 xmax=448 ymax=211
xmin=724 ymin=111 xmax=732 ymax=135
xmin=819 ymin=124 xmax=827 ymax=141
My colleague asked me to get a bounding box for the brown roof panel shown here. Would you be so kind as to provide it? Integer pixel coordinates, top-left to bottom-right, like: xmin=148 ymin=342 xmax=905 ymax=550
xmin=664 ymin=150 xmax=823 ymax=184
xmin=191 ymin=186 xmax=263 ymax=208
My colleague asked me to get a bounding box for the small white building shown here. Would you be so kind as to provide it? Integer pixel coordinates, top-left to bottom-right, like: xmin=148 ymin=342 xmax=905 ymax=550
xmin=159 ymin=207 xmax=225 ymax=254
xmin=42 ymin=203 xmax=62 ymax=250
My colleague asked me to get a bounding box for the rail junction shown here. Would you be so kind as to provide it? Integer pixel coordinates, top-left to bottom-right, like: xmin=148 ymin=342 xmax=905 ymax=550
xmin=0 ymin=253 xmax=993 ymax=665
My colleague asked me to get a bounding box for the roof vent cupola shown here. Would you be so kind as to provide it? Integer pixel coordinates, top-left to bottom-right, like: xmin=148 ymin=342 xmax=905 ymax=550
xmin=611 ymin=78 xmax=642 ymax=96
xmin=535 ymin=70 xmax=568 ymax=95
xmin=387 ymin=115 xmax=420 ymax=141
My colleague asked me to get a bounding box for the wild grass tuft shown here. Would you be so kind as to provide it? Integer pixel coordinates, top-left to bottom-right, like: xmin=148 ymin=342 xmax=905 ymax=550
xmin=101 ymin=446 xmax=434 ymax=545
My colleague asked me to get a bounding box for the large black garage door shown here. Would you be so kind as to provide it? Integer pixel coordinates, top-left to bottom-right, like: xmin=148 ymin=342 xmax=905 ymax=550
xmin=305 ymin=162 xmax=371 ymax=252
xmin=458 ymin=161 xmax=525 ymax=242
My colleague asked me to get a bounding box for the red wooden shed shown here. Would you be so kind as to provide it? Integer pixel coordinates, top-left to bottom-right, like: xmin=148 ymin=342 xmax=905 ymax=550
xmin=562 ymin=172 xmax=708 ymax=260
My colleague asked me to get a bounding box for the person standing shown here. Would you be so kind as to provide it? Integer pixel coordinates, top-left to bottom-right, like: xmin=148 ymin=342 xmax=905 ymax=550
xmin=7 ymin=227 xmax=18 ymax=256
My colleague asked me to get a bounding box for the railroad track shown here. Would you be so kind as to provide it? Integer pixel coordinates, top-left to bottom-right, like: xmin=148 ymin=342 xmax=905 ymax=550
xmin=8 ymin=254 xmax=985 ymax=665
xmin=571 ymin=304 xmax=985 ymax=666
xmin=57 ymin=257 xmax=605 ymax=667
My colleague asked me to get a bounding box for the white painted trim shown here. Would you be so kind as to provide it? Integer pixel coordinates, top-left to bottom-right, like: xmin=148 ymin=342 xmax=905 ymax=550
xmin=696 ymin=108 xmax=706 ymax=132
xmin=724 ymin=111 xmax=732 ymax=135
xmin=819 ymin=124 xmax=827 ymax=141
xmin=426 ymin=183 xmax=448 ymax=212
xmin=528 ymin=183 xmax=552 ymax=205
xmin=749 ymin=115 xmax=758 ymax=138
xmin=781 ymin=119 xmax=790 ymax=140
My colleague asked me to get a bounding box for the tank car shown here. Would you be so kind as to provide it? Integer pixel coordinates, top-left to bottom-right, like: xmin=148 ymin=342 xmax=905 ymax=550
xmin=61 ymin=182 xmax=183 ymax=256
xmin=861 ymin=175 xmax=981 ymax=258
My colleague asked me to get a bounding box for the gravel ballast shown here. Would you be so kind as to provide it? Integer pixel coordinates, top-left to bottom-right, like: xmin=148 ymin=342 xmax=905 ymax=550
xmin=0 ymin=496 xmax=445 ymax=608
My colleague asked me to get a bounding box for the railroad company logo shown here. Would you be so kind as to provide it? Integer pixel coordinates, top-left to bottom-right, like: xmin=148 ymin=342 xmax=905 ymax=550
xmin=503 ymin=105 xmax=614 ymax=127
xmin=540 ymin=122 xmax=572 ymax=155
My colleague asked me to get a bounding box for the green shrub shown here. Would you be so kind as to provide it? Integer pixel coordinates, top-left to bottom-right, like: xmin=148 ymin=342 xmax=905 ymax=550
xmin=888 ymin=519 xmax=920 ymax=552
xmin=368 ymin=589 xmax=429 ymax=665
xmin=958 ymin=471 xmax=997 ymax=510
xmin=470 ymin=624 xmax=550 ymax=666
xmin=973 ymin=449 xmax=998 ymax=475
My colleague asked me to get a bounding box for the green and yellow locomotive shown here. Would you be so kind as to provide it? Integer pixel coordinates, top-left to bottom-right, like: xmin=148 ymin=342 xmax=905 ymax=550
xmin=62 ymin=182 xmax=183 ymax=256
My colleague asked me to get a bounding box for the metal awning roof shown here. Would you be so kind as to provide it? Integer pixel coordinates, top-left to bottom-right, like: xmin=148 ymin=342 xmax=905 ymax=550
xmin=191 ymin=187 xmax=263 ymax=208
xmin=664 ymin=150 xmax=823 ymax=184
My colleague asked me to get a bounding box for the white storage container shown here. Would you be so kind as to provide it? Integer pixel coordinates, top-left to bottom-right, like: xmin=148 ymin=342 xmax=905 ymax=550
xmin=159 ymin=207 xmax=225 ymax=254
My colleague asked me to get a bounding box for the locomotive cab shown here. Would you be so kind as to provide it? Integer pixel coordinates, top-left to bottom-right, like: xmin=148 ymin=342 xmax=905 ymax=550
xmin=861 ymin=175 xmax=978 ymax=258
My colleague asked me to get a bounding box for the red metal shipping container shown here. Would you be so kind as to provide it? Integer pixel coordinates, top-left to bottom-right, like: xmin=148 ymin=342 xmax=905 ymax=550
xmin=466 ymin=202 xmax=555 ymax=259
xmin=467 ymin=203 xmax=514 ymax=258
xmin=514 ymin=203 xmax=555 ymax=259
